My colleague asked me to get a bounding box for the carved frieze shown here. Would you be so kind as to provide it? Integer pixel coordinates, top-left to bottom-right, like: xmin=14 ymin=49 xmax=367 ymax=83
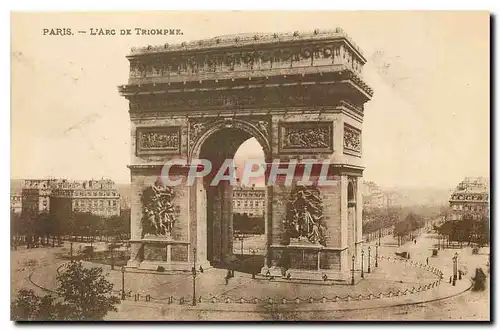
xmin=279 ymin=122 xmax=333 ymax=153
xmin=284 ymin=185 xmax=326 ymax=246
xmin=141 ymin=179 xmax=177 ymax=238
xmin=127 ymin=43 xmax=364 ymax=82
xmin=136 ymin=126 xmax=180 ymax=155
xmin=343 ymin=124 xmax=361 ymax=156
xmin=128 ymin=86 xmax=365 ymax=115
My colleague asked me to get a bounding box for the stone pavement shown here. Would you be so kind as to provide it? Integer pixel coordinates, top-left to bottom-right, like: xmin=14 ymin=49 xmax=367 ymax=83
xmin=10 ymin=245 xmax=67 ymax=298
xmin=21 ymin=229 xmax=486 ymax=320
xmin=30 ymin=251 xmax=439 ymax=302
xmin=106 ymin=278 xmax=470 ymax=321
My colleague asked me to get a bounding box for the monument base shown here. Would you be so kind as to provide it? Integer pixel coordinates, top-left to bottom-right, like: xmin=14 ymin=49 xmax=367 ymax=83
xmin=260 ymin=266 xmax=283 ymax=277
xmin=265 ymin=240 xmax=351 ymax=282
xmin=138 ymin=259 xmax=211 ymax=272
xmin=126 ymin=238 xmax=210 ymax=272
xmin=284 ymin=269 xmax=351 ymax=282
xmin=126 ymin=259 xmax=141 ymax=269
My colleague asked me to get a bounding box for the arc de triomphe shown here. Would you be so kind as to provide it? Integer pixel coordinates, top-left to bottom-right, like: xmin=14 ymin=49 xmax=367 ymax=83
xmin=118 ymin=29 xmax=373 ymax=281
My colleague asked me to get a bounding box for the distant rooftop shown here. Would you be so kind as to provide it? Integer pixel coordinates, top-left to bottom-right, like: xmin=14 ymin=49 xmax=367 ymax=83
xmin=453 ymin=176 xmax=489 ymax=194
xmin=22 ymin=178 xmax=118 ymax=190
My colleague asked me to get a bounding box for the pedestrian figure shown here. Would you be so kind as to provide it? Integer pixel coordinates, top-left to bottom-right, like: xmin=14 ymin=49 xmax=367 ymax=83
xmin=414 ymin=239 xmax=417 ymax=244
xmin=449 ymin=276 xmax=452 ymax=283
xmin=426 ymin=257 xmax=429 ymax=265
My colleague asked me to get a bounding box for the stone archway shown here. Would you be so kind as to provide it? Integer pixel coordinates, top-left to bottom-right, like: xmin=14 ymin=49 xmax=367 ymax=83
xmin=188 ymin=119 xmax=271 ymax=267
xmin=120 ymin=29 xmax=373 ymax=279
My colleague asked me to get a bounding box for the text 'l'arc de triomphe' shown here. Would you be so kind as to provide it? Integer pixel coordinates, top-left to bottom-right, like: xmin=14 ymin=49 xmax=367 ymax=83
xmin=118 ymin=29 xmax=373 ymax=281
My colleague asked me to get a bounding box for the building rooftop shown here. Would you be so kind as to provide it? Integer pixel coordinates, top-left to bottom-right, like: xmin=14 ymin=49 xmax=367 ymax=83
xmin=453 ymin=176 xmax=489 ymax=194
xmin=22 ymin=178 xmax=119 ymax=190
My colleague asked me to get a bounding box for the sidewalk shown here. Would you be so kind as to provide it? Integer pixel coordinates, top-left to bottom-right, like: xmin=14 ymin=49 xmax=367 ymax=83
xmin=27 ymin=229 xmax=479 ymax=320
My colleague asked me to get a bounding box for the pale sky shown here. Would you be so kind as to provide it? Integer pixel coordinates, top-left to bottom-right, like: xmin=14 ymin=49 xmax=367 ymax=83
xmin=11 ymin=11 xmax=490 ymax=189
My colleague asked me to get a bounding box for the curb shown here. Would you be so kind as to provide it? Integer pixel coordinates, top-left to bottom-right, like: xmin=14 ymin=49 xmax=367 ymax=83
xmin=28 ymin=270 xmax=59 ymax=295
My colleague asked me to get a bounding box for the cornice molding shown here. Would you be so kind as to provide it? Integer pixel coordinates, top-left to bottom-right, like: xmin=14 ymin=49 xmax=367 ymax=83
xmin=127 ymin=29 xmax=366 ymax=63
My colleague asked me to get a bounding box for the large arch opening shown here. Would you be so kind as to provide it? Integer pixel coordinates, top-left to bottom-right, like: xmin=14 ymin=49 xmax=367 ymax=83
xmin=232 ymin=138 xmax=266 ymax=258
xmin=194 ymin=124 xmax=269 ymax=270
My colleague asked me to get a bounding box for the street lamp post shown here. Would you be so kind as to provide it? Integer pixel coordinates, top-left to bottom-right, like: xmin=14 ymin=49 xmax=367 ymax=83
xmin=378 ymin=228 xmax=381 ymax=246
xmin=110 ymin=246 xmax=115 ymax=270
xmin=453 ymin=252 xmax=458 ymax=286
xmin=239 ymin=235 xmax=244 ymax=255
xmin=368 ymin=247 xmax=371 ymax=273
xmin=375 ymin=244 xmax=379 ymax=267
xmin=192 ymin=247 xmax=197 ymax=306
xmin=250 ymin=248 xmax=259 ymax=279
xmin=351 ymin=255 xmax=355 ymax=285
xmin=361 ymin=250 xmax=364 ymax=279
xmin=121 ymin=266 xmax=125 ymax=300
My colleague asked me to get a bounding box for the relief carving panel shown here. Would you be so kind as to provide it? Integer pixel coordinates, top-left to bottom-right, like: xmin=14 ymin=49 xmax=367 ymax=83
xmin=136 ymin=126 xmax=180 ymax=155
xmin=284 ymin=184 xmax=326 ymax=246
xmin=279 ymin=122 xmax=333 ymax=153
xmin=141 ymin=179 xmax=177 ymax=238
xmin=343 ymin=124 xmax=361 ymax=156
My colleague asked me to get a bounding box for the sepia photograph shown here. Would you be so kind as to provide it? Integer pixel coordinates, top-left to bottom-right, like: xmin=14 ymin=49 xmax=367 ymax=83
xmin=9 ymin=11 xmax=490 ymax=321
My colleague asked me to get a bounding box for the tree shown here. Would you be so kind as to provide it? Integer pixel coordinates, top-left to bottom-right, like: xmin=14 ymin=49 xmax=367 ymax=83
xmin=118 ymin=209 xmax=131 ymax=240
xmin=51 ymin=205 xmax=74 ymax=239
xmin=10 ymin=210 xmax=21 ymax=246
xmin=105 ymin=212 xmax=130 ymax=241
xmin=476 ymin=215 xmax=490 ymax=247
xmin=393 ymin=221 xmax=409 ymax=246
xmin=11 ymin=289 xmax=60 ymax=321
xmin=56 ymin=261 xmax=120 ymax=320
xmin=435 ymin=220 xmax=452 ymax=243
xmin=471 ymin=268 xmax=487 ymax=292
xmin=73 ymin=212 xmax=102 ymax=242
xmin=35 ymin=212 xmax=56 ymax=245
xmin=11 ymin=261 xmax=120 ymax=321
